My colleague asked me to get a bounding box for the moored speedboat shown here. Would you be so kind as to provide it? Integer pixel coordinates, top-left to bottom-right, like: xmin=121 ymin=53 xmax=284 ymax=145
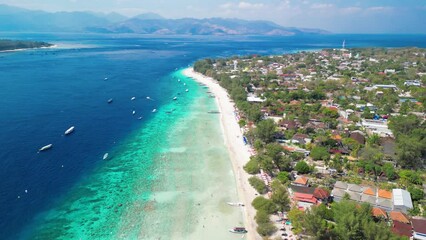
xmin=108 ymin=98 xmax=113 ymax=103
xmin=132 ymin=110 xmax=136 ymax=115
xmin=103 ymin=153 xmax=109 ymax=160
xmin=227 ymin=202 xmax=244 ymax=207
xmin=38 ymin=144 xmax=53 ymax=152
xmin=185 ymin=89 xmax=189 ymax=92
xmin=131 ymin=97 xmax=136 ymax=101
xmin=64 ymin=126 xmax=75 ymax=135
xmin=229 ymin=227 xmax=247 ymax=234
xmin=152 ymin=109 xmax=157 ymax=113
xmin=173 ymin=97 xmax=177 ymax=100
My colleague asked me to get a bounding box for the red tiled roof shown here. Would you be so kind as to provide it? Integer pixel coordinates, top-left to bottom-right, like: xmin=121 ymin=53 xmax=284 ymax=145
xmin=294 ymin=176 xmax=308 ymax=185
xmin=294 ymin=192 xmax=317 ymax=204
xmin=392 ymin=220 xmax=412 ymax=237
xmin=390 ymin=211 xmax=410 ymax=224
xmin=371 ymin=207 xmax=387 ymax=218
xmin=313 ymin=188 xmax=329 ymax=199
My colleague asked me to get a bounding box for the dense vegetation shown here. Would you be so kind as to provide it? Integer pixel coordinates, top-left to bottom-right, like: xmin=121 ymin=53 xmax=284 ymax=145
xmin=0 ymin=39 xmax=52 ymax=51
xmin=194 ymin=47 xmax=426 ymax=238
xmin=288 ymin=201 xmax=406 ymax=240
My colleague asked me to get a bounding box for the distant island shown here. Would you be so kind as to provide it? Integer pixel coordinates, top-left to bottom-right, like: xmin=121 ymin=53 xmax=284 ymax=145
xmin=0 ymin=4 xmax=328 ymax=36
xmin=0 ymin=39 xmax=53 ymax=51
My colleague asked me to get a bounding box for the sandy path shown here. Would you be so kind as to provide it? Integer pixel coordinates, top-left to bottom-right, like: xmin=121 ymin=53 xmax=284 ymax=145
xmin=183 ymin=68 xmax=261 ymax=240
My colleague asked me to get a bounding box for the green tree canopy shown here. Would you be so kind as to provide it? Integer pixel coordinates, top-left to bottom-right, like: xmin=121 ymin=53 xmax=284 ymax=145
xmin=310 ymin=146 xmax=331 ymax=161
xmin=294 ymin=161 xmax=311 ymax=174
xmin=252 ymin=196 xmax=277 ymax=214
xmin=255 ymin=119 xmax=277 ymax=143
xmin=270 ymin=181 xmax=290 ymax=212
xmin=248 ymin=176 xmax=267 ymax=194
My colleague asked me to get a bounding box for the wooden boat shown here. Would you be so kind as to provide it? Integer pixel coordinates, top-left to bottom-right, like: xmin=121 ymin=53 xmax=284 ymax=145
xmin=229 ymin=227 xmax=247 ymax=233
xmin=64 ymin=126 xmax=75 ymax=135
xmin=39 ymin=144 xmax=53 ymax=152
xmin=227 ymin=202 xmax=244 ymax=207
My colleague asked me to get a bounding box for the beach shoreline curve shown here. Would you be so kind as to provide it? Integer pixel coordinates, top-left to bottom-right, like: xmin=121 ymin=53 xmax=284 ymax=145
xmin=183 ymin=67 xmax=261 ymax=240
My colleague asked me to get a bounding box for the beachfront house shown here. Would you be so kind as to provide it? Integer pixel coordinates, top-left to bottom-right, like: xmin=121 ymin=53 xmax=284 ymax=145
xmin=293 ymin=176 xmax=309 ymax=186
xmin=331 ymin=181 xmax=413 ymax=213
xmin=289 ymin=185 xmax=330 ymax=210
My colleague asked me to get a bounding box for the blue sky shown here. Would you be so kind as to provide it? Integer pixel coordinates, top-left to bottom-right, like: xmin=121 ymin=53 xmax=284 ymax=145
xmin=1 ymin=0 xmax=425 ymax=33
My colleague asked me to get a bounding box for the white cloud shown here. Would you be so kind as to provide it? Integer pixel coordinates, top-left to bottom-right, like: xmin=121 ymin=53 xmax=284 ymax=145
xmin=365 ymin=6 xmax=393 ymax=13
xmin=311 ymin=3 xmax=334 ymax=9
xmin=238 ymin=1 xmax=264 ymax=10
xmin=220 ymin=2 xmax=233 ymax=9
xmin=340 ymin=7 xmax=362 ymax=14
xmin=220 ymin=2 xmax=264 ymax=10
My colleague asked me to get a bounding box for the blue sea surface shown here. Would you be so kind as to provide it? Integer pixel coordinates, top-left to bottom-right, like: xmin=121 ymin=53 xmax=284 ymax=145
xmin=0 ymin=33 xmax=425 ymax=239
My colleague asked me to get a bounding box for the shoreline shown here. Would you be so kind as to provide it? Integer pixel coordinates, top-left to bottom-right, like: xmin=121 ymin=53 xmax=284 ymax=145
xmin=183 ymin=67 xmax=261 ymax=240
xmin=0 ymin=44 xmax=57 ymax=53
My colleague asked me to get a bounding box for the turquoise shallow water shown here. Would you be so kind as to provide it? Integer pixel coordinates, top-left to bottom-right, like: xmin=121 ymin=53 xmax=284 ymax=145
xmin=2 ymin=33 xmax=426 ymax=239
xmin=24 ymin=70 xmax=244 ymax=239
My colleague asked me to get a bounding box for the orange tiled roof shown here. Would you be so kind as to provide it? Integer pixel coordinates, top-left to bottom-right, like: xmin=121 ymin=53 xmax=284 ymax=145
xmin=283 ymin=146 xmax=296 ymax=152
xmin=372 ymin=207 xmax=387 ymax=218
xmin=378 ymin=189 xmax=392 ymax=199
xmin=363 ymin=187 xmax=375 ymax=196
xmin=294 ymin=176 xmax=308 ymax=185
xmin=390 ymin=211 xmax=410 ymax=224
xmin=331 ymin=135 xmax=342 ymax=140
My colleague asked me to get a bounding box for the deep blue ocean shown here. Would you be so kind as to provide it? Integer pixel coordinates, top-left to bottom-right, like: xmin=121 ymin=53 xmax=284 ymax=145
xmin=0 ymin=33 xmax=425 ymax=239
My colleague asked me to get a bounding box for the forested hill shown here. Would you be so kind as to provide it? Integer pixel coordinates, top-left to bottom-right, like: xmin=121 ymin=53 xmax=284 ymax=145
xmin=0 ymin=39 xmax=53 ymax=51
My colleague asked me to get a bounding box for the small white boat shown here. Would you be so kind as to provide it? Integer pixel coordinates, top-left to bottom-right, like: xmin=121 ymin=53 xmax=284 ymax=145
xmin=183 ymin=83 xmax=186 ymax=86
xmin=107 ymin=98 xmax=113 ymax=104
xmin=227 ymin=202 xmax=244 ymax=207
xmin=173 ymin=97 xmax=177 ymax=100
xmin=152 ymin=109 xmax=157 ymax=113
xmin=185 ymin=89 xmax=189 ymax=92
xmin=229 ymin=227 xmax=247 ymax=234
xmin=39 ymin=144 xmax=53 ymax=152
xmin=132 ymin=110 xmax=136 ymax=115
xmin=131 ymin=97 xmax=136 ymax=101
xmin=138 ymin=116 xmax=143 ymax=120
xmin=103 ymin=153 xmax=109 ymax=160
xmin=146 ymin=96 xmax=154 ymax=101
xmin=178 ymin=79 xmax=181 ymax=82
xmin=104 ymin=77 xmax=108 ymax=80
xmin=64 ymin=126 xmax=75 ymax=135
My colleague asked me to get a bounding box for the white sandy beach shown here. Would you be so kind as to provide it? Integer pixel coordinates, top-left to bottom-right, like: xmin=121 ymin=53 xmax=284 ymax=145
xmin=183 ymin=68 xmax=261 ymax=240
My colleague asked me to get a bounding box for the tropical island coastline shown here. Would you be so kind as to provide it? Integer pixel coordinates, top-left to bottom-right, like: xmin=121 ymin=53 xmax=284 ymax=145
xmin=183 ymin=67 xmax=260 ymax=240
xmin=0 ymin=39 xmax=54 ymax=52
xmin=188 ymin=47 xmax=425 ymax=239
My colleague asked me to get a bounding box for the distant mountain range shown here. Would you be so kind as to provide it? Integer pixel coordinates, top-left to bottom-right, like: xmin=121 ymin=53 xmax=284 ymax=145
xmin=0 ymin=4 xmax=329 ymax=36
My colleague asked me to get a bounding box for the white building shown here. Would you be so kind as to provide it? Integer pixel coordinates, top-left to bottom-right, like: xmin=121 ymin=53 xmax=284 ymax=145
xmin=392 ymin=189 xmax=413 ymax=213
xmin=404 ymin=80 xmax=421 ymax=87
xmin=360 ymin=119 xmax=393 ymax=137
